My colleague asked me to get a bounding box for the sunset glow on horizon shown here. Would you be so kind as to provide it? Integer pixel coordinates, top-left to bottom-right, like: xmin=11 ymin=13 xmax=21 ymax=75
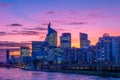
xmin=0 ymin=0 xmax=120 ymax=49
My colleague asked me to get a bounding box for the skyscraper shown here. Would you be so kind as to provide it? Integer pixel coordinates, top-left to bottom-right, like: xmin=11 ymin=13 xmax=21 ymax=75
xmin=114 ymin=36 xmax=120 ymax=64
xmin=6 ymin=49 xmax=10 ymax=64
xmin=60 ymin=33 xmax=71 ymax=48
xmin=45 ymin=22 xmax=57 ymax=47
xmin=80 ymin=32 xmax=90 ymax=48
xmin=96 ymin=33 xmax=118 ymax=64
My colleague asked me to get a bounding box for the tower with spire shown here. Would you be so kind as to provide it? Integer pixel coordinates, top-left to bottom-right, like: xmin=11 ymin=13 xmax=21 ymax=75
xmin=45 ymin=22 xmax=57 ymax=47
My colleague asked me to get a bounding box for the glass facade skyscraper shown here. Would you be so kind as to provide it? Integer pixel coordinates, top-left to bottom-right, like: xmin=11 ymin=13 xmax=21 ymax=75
xmin=45 ymin=22 xmax=57 ymax=47
xmin=60 ymin=33 xmax=71 ymax=48
xmin=80 ymin=32 xmax=90 ymax=48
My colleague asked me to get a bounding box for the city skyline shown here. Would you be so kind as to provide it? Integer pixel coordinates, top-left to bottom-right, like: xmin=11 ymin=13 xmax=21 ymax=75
xmin=0 ymin=0 xmax=120 ymax=48
xmin=0 ymin=1 xmax=120 ymax=79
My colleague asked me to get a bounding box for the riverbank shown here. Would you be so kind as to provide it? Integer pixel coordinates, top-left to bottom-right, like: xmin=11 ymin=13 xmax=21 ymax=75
xmin=3 ymin=66 xmax=120 ymax=78
xmin=60 ymin=70 xmax=120 ymax=78
xmin=37 ymin=69 xmax=120 ymax=78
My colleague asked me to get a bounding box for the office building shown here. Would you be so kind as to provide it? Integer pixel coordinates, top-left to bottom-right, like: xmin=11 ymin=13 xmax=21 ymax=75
xmin=80 ymin=32 xmax=90 ymax=48
xmin=60 ymin=33 xmax=71 ymax=48
xmin=45 ymin=22 xmax=57 ymax=47
xmin=112 ymin=36 xmax=120 ymax=64
xmin=96 ymin=33 xmax=117 ymax=64
xmin=20 ymin=47 xmax=30 ymax=63
xmin=32 ymin=41 xmax=45 ymax=60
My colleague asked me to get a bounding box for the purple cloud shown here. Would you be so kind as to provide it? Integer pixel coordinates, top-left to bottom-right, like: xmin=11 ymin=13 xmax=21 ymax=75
xmin=0 ymin=32 xmax=7 ymax=36
xmin=0 ymin=41 xmax=30 ymax=48
xmin=46 ymin=11 xmax=55 ymax=15
xmin=16 ymin=31 xmax=39 ymax=35
xmin=65 ymin=22 xmax=88 ymax=25
xmin=25 ymin=27 xmax=47 ymax=31
xmin=0 ymin=30 xmax=40 ymax=36
xmin=6 ymin=23 xmax=23 ymax=27
xmin=0 ymin=32 xmax=15 ymax=36
xmin=42 ymin=23 xmax=49 ymax=26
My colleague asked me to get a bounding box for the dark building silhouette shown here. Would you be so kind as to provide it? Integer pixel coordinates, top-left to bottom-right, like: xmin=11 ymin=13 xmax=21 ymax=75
xmin=6 ymin=49 xmax=10 ymax=64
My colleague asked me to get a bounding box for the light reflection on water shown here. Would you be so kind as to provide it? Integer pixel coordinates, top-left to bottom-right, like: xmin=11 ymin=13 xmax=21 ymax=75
xmin=0 ymin=68 xmax=120 ymax=80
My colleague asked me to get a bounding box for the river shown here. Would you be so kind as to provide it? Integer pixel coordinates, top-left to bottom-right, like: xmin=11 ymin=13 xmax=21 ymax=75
xmin=0 ymin=68 xmax=120 ymax=80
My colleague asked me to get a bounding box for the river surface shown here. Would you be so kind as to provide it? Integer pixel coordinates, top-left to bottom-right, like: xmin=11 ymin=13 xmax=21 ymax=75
xmin=0 ymin=68 xmax=120 ymax=80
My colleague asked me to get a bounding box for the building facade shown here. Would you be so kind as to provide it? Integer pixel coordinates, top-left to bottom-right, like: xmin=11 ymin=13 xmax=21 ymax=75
xmin=60 ymin=33 xmax=71 ymax=48
xmin=20 ymin=47 xmax=30 ymax=63
xmin=32 ymin=41 xmax=44 ymax=60
xmin=45 ymin=22 xmax=57 ymax=47
xmin=96 ymin=33 xmax=120 ymax=64
xmin=80 ymin=32 xmax=90 ymax=48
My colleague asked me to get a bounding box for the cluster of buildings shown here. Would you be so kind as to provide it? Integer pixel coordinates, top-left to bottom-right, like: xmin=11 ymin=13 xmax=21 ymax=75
xmin=21 ymin=23 xmax=120 ymax=67
xmin=1 ymin=22 xmax=120 ymax=70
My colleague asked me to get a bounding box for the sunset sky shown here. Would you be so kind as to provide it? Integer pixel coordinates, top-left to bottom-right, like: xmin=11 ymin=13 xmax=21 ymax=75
xmin=0 ymin=0 xmax=120 ymax=48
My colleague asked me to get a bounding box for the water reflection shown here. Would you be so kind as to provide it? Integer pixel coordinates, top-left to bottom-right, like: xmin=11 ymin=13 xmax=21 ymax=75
xmin=0 ymin=68 xmax=120 ymax=80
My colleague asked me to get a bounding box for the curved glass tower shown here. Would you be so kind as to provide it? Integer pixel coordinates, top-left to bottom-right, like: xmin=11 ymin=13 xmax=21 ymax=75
xmin=45 ymin=22 xmax=57 ymax=47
